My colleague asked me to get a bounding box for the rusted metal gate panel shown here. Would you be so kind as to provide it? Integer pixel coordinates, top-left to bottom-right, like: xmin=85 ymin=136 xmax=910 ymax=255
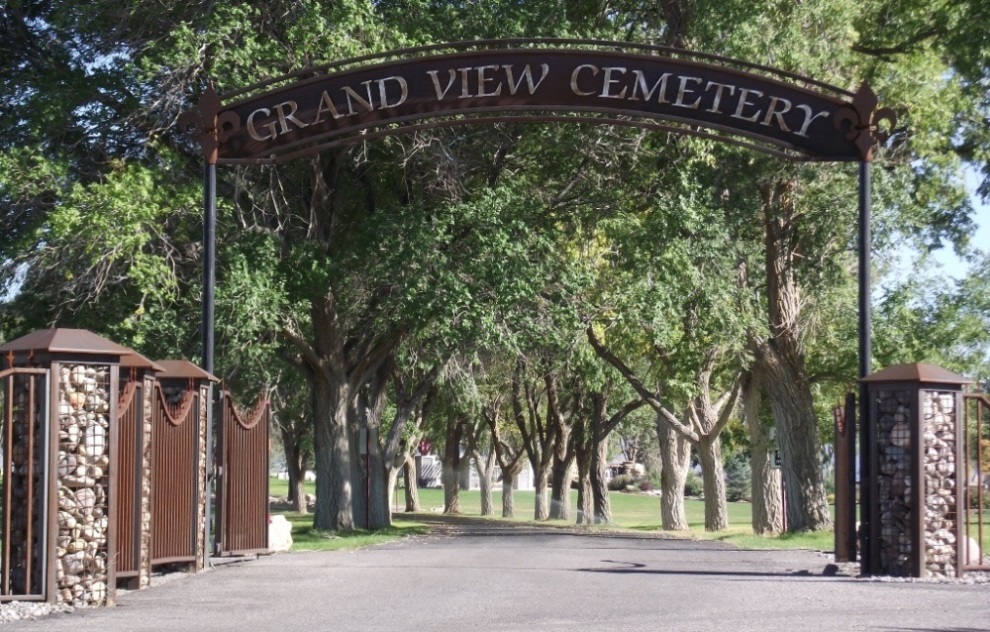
xmin=150 ymin=381 xmax=199 ymax=566
xmin=216 ymin=392 xmax=269 ymax=555
xmin=0 ymin=368 xmax=50 ymax=601
xmin=962 ymin=393 xmax=990 ymax=572
xmin=833 ymin=394 xmax=857 ymax=562
xmin=114 ymin=378 xmax=142 ymax=583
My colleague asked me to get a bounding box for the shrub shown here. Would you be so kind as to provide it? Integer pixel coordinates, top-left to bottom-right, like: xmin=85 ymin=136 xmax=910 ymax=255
xmin=969 ymin=487 xmax=989 ymax=510
xmin=684 ymin=470 xmax=703 ymax=497
xmin=724 ymin=452 xmax=751 ymax=502
xmin=638 ymin=479 xmax=653 ymax=492
xmin=608 ymin=473 xmax=637 ymax=491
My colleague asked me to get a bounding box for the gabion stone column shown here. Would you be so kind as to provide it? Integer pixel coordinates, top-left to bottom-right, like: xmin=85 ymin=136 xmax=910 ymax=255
xmin=862 ymin=363 xmax=969 ymax=578
xmin=0 ymin=329 xmax=132 ymax=605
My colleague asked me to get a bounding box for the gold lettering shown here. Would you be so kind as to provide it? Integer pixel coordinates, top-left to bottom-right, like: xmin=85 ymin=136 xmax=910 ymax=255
xmin=673 ymin=76 xmax=704 ymax=109
xmin=476 ymin=65 xmax=503 ymax=97
xmin=630 ymin=70 xmax=672 ymax=103
xmin=570 ymin=64 xmax=598 ymax=96
xmin=377 ymin=76 xmax=408 ymax=108
xmin=458 ymin=67 xmax=473 ymax=99
xmin=427 ymin=69 xmax=458 ymax=100
xmin=794 ymin=104 xmax=830 ymax=137
xmin=273 ymin=101 xmax=308 ymax=134
xmin=732 ymin=88 xmax=764 ymax=123
xmin=600 ymin=67 xmax=628 ymax=99
xmin=314 ymin=91 xmax=344 ymax=123
xmin=246 ymin=108 xmax=276 ymax=141
xmin=503 ymin=63 xmax=549 ymax=95
xmin=704 ymin=82 xmax=736 ymax=114
xmin=343 ymin=82 xmax=375 ymax=115
xmin=761 ymin=96 xmax=792 ymax=131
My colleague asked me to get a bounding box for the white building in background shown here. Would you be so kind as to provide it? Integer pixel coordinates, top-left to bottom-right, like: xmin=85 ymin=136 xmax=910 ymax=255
xmin=415 ymin=454 xmax=536 ymax=491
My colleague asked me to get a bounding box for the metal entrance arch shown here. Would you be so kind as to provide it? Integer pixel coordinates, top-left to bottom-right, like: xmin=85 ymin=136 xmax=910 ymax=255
xmin=179 ymin=37 xmax=897 ymax=556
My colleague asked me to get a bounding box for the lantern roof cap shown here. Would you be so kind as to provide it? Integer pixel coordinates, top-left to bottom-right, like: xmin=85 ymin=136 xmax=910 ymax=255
xmin=155 ymin=359 xmax=219 ymax=382
xmin=0 ymin=328 xmax=132 ymax=357
xmin=120 ymin=351 xmax=166 ymax=372
xmin=861 ymin=363 xmax=972 ymax=385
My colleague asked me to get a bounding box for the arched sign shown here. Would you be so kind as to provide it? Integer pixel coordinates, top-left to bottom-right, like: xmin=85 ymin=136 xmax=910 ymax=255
xmin=180 ymin=39 xmax=895 ymax=165
xmin=182 ymin=42 xmax=895 ymax=560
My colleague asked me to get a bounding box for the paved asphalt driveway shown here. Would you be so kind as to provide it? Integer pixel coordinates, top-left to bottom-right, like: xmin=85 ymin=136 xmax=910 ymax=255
xmin=6 ymin=519 xmax=989 ymax=632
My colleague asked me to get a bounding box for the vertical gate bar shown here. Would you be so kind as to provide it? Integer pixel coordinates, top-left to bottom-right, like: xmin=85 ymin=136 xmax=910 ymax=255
xmin=202 ymin=158 xmax=216 ymax=377
xmin=153 ymin=400 xmax=158 ymax=561
xmin=265 ymin=403 xmax=270 ymax=549
xmin=25 ymin=375 xmax=36 ymax=592
xmin=218 ymin=394 xmax=226 ymax=553
xmin=204 ymin=384 xmax=213 ymax=564
xmin=192 ymin=394 xmax=200 ymax=562
xmin=857 ymin=160 xmax=873 ymax=574
xmin=953 ymin=391 xmax=969 ymax=577
xmin=844 ymin=393 xmax=857 ymax=562
xmin=46 ymin=364 xmax=58 ymax=602
xmin=869 ymin=388 xmax=881 ymax=574
xmin=912 ymin=388 xmax=924 ymax=577
xmin=152 ymin=400 xmax=158 ymax=562
xmin=3 ymin=372 xmax=13 ymax=595
xmin=978 ymin=398 xmax=985 ymax=566
xmin=107 ymin=365 xmax=119 ymax=603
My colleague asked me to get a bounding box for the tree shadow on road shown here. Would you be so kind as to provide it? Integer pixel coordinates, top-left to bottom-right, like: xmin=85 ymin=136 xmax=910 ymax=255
xmin=575 ymin=559 xmax=854 ymax=582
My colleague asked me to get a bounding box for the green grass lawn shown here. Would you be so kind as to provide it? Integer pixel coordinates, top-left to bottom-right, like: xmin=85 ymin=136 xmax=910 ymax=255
xmin=271 ymin=478 xmax=990 ymax=555
xmin=270 ymin=479 xmax=833 ymax=552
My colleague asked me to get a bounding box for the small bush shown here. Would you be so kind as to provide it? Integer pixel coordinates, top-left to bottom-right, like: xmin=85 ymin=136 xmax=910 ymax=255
xmin=724 ymin=453 xmax=751 ymax=502
xmin=638 ymin=479 xmax=653 ymax=492
xmin=969 ymin=490 xmax=989 ymax=510
xmin=608 ymin=473 xmax=637 ymax=491
xmin=684 ymin=470 xmax=703 ymax=497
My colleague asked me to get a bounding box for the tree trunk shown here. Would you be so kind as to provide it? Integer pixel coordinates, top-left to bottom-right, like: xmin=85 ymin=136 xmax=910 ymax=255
xmin=348 ymin=403 xmax=368 ymax=530
xmin=546 ymin=374 xmax=573 ymax=520
xmin=501 ymin=467 xmax=517 ymax=518
xmin=359 ymin=369 xmax=391 ymax=530
xmin=743 ymin=369 xmax=783 ymax=535
xmin=280 ymin=425 xmax=308 ymax=513
xmin=442 ymin=418 xmax=464 ymax=515
xmin=657 ymin=416 xmax=689 ymax=530
xmin=575 ymin=437 xmax=593 ymax=525
xmin=757 ymin=179 xmax=831 ymax=532
xmin=549 ymin=442 xmax=574 ymax=520
xmin=697 ymin=435 xmax=728 ymax=531
xmin=475 ymin=450 xmax=496 ymax=516
xmin=386 ymin=463 xmax=400 ymax=518
xmin=590 ymin=437 xmax=612 ymax=524
xmin=403 ymin=455 xmax=420 ymax=512
xmin=758 ymin=349 xmax=831 ymax=531
xmin=312 ymin=375 xmax=354 ymax=531
xmin=534 ymin=466 xmax=550 ymax=520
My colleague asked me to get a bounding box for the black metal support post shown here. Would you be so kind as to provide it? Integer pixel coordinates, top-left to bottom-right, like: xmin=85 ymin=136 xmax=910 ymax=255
xmin=857 ymin=160 xmax=873 ymax=574
xmin=202 ymin=162 xmax=216 ymax=377
xmin=202 ymin=161 xmax=216 ymax=567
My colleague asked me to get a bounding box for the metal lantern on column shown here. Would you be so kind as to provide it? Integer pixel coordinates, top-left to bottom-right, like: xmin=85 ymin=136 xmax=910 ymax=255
xmin=862 ymin=363 xmax=970 ymax=578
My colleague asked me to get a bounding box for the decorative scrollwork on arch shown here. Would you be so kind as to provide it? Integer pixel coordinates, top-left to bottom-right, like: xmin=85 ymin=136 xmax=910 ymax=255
xmin=834 ymin=82 xmax=898 ymax=162
xmin=177 ymin=82 xmax=224 ymax=164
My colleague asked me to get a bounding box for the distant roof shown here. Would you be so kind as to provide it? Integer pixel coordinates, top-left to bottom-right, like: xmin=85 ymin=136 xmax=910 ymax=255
xmin=0 ymin=328 xmax=133 ymax=357
xmin=120 ymin=351 xmax=166 ymax=372
xmin=861 ymin=363 xmax=972 ymax=385
xmin=155 ymin=359 xmax=219 ymax=382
